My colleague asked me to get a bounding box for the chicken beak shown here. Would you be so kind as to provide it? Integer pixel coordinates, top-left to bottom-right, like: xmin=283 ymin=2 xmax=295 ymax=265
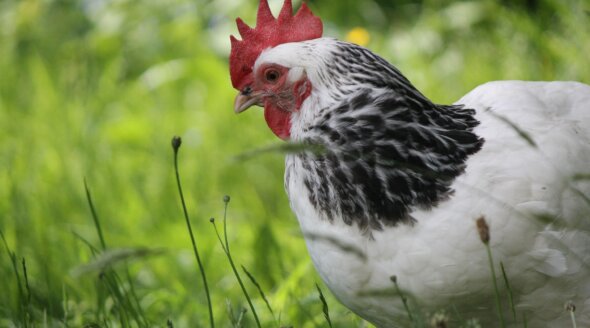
xmin=234 ymin=92 xmax=263 ymax=114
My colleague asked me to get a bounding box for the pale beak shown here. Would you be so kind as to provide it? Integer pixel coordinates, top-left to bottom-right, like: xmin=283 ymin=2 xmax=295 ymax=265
xmin=234 ymin=92 xmax=263 ymax=114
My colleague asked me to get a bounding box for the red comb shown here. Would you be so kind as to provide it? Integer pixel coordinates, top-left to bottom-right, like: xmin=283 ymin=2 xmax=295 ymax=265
xmin=229 ymin=0 xmax=323 ymax=90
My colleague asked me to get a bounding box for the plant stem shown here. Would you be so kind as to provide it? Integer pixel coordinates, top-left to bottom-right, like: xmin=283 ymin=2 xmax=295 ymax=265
xmin=566 ymin=302 xmax=577 ymax=328
xmin=570 ymin=311 xmax=577 ymax=328
xmin=485 ymin=244 xmax=505 ymax=328
xmin=1 ymin=230 xmax=27 ymax=326
xmin=242 ymin=265 xmax=275 ymax=321
xmin=210 ymin=197 xmax=262 ymax=328
xmin=391 ymin=275 xmax=415 ymax=326
xmin=171 ymin=136 xmax=214 ymax=328
xmin=500 ymin=262 xmax=517 ymax=322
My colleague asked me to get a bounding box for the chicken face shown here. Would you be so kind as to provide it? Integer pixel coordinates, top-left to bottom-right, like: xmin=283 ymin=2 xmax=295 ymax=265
xmin=234 ymin=62 xmax=312 ymax=140
xmin=229 ymin=0 xmax=322 ymax=140
xmin=233 ymin=64 xmax=290 ymax=114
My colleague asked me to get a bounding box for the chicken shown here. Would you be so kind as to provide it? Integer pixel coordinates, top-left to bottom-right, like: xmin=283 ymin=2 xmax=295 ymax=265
xmin=229 ymin=1 xmax=590 ymax=326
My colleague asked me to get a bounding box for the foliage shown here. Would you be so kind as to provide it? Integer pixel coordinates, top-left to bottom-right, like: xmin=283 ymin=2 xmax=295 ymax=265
xmin=0 ymin=0 xmax=588 ymax=326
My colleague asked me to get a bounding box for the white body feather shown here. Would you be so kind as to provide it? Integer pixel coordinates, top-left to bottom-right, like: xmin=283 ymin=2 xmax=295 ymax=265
xmin=286 ymin=81 xmax=590 ymax=327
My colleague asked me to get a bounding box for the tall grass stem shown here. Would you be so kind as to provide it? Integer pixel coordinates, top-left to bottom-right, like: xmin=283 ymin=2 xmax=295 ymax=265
xmin=500 ymin=262 xmax=517 ymax=322
xmin=0 ymin=230 xmax=27 ymax=325
xmin=566 ymin=302 xmax=577 ymax=328
xmin=21 ymin=258 xmax=31 ymax=324
xmin=241 ymin=265 xmax=275 ymax=321
xmin=210 ymin=196 xmax=262 ymax=328
xmin=84 ymin=179 xmax=107 ymax=250
xmin=570 ymin=311 xmax=577 ymax=328
xmin=485 ymin=244 xmax=506 ymax=328
xmin=477 ymin=217 xmax=505 ymax=328
xmin=171 ymin=136 xmax=214 ymax=328
xmin=390 ymin=276 xmax=415 ymax=325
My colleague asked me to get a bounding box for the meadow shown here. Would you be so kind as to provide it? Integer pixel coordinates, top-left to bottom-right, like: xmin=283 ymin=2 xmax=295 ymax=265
xmin=0 ymin=0 xmax=589 ymax=327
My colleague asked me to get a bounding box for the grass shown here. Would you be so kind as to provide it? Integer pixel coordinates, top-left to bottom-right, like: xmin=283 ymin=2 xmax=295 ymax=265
xmin=1 ymin=0 xmax=589 ymax=327
xmin=390 ymin=275 xmax=415 ymax=326
xmin=171 ymin=136 xmax=214 ymax=328
xmin=476 ymin=216 xmax=505 ymax=327
xmin=566 ymin=302 xmax=577 ymax=328
xmin=210 ymin=195 xmax=262 ymax=328
xmin=499 ymin=262 xmax=517 ymax=323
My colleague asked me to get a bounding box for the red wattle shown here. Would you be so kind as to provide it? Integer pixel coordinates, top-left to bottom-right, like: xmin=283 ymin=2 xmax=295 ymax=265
xmin=264 ymin=104 xmax=291 ymax=140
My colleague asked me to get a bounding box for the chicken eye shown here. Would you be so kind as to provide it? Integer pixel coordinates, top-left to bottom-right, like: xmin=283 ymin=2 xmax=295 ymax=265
xmin=264 ymin=69 xmax=280 ymax=83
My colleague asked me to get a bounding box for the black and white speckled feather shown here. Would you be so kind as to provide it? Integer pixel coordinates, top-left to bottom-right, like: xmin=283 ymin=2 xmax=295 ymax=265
xmin=270 ymin=40 xmax=485 ymax=230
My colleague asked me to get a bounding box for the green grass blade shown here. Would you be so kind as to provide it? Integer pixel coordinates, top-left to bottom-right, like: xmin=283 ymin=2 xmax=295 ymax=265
xmin=241 ymin=265 xmax=275 ymax=321
xmin=110 ymin=269 xmax=145 ymax=326
xmin=84 ymin=179 xmax=107 ymax=251
xmin=125 ymin=266 xmax=149 ymax=327
xmin=500 ymin=262 xmax=517 ymax=322
xmin=71 ymin=231 xmax=100 ymax=256
xmin=485 ymin=244 xmax=505 ymax=328
xmin=0 ymin=229 xmax=27 ymax=325
xmin=292 ymin=291 xmax=322 ymax=328
xmin=100 ymin=272 xmax=130 ymax=327
xmin=315 ymin=283 xmax=333 ymax=328
xmin=22 ymin=258 xmax=32 ymax=325
xmin=488 ymin=112 xmax=537 ymax=148
xmin=233 ymin=142 xmax=326 ymax=162
xmin=71 ymin=247 xmax=165 ymax=276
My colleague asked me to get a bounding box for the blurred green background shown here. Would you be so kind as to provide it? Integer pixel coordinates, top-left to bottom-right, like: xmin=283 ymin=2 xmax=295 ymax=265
xmin=0 ymin=0 xmax=588 ymax=326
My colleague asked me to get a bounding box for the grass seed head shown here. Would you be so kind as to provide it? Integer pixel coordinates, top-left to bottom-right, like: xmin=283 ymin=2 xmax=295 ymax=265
xmin=171 ymin=136 xmax=182 ymax=152
xmin=476 ymin=216 xmax=490 ymax=244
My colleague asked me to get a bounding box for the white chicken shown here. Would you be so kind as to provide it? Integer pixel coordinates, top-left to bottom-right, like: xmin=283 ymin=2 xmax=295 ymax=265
xmin=229 ymin=1 xmax=590 ymax=326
